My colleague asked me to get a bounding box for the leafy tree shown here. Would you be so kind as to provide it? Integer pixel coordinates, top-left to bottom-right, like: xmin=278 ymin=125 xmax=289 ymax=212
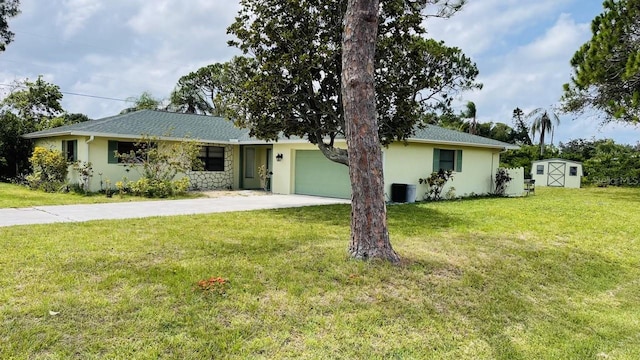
xmin=558 ymin=138 xmax=599 ymax=162
xmin=462 ymin=101 xmax=477 ymax=135
xmin=120 ymin=91 xmax=162 ymax=114
xmin=0 ymin=111 xmax=31 ymax=179
xmin=500 ymin=144 xmax=559 ymax=178
xmin=0 ymin=0 xmax=20 ymax=52
xmin=226 ymin=0 xmax=478 ymax=165
xmin=561 ymin=0 xmax=640 ymax=124
xmin=0 ymin=76 xmax=65 ymax=178
xmin=1 ymin=76 xmax=64 ymax=129
xmin=527 ymin=107 xmax=560 ymax=156
xmin=170 ymin=64 xmax=227 ymax=116
xmin=227 ymin=0 xmax=474 ymax=262
xmin=582 ymin=140 xmax=640 ymax=186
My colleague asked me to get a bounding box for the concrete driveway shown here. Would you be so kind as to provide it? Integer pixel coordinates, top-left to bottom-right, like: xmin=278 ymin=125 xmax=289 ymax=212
xmin=0 ymin=194 xmax=350 ymax=227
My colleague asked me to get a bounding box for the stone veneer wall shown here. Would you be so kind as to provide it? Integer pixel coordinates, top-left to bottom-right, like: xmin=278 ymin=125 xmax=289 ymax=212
xmin=187 ymin=144 xmax=234 ymax=190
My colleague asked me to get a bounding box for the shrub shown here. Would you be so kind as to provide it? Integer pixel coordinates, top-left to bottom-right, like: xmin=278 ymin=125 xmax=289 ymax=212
xmin=71 ymin=161 xmax=93 ymax=194
xmin=419 ymin=169 xmax=454 ymax=201
xmin=116 ymin=135 xmax=200 ymax=198
xmin=128 ymin=177 xmax=190 ymax=198
xmin=26 ymin=147 xmax=68 ymax=192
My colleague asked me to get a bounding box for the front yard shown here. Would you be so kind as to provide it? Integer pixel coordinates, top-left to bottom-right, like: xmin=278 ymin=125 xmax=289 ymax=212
xmin=1 ymin=187 xmax=639 ymax=358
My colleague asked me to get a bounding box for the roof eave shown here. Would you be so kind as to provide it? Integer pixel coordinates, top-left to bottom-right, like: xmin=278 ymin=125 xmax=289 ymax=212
xmin=407 ymin=137 xmax=518 ymax=150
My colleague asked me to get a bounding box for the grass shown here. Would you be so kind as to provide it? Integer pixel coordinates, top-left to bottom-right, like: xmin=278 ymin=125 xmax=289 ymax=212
xmin=0 ymin=182 xmax=202 ymax=208
xmin=1 ymin=187 xmax=639 ymax=359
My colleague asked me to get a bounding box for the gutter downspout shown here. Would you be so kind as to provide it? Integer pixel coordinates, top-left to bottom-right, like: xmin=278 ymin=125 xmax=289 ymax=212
xmin=85 ymin=135 xmax=94 ymax=189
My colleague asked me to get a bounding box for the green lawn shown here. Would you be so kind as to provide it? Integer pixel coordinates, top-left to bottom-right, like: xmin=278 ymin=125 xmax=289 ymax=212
xmin=0 ymin=183 xmax=201 ymax=208
xmin=1 ymin=187 xmax=639 ymax=359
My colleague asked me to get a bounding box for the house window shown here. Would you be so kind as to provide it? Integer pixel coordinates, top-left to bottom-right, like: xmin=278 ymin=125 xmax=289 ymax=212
xmin=62 ymin=140 xmax=77 ymax=162
xmin=108 ymin=141 xmax=146 ymax=164
xmin=536 ymin=165 xmax=544 ymax=175
xmin=433 ymin=149 xmax=463 ymax=172
xmin=569 ymin=166 xmax=578 ymax=176
xmin=198 ymin=146 xmax=225 ymax=171
xmin=245 ymin=147 xmax=255 ymax=178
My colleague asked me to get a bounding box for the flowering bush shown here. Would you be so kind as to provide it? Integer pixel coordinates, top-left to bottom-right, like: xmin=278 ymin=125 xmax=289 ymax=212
xmin=26 ymin=147 xmax=68 ymax=192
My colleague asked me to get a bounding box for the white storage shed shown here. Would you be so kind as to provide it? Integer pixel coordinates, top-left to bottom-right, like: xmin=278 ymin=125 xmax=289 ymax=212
xmin=531 ymin=158 xmax=583 ymax=188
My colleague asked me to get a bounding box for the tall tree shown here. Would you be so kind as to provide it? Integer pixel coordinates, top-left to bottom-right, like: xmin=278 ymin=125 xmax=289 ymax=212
xmin=527 ymin=107 xmax=560 ymax=156
xmin=227 ymin=0 xmax=474 ymax=262
xmin=342 ymin=0 xmax=398 ymax=262
xmin=169 ymin=64 xmax=227 ymax=115
xmin=562 ymin=0 xmax=640 ymax=124
xmin=462 ymin=101 xmax=477 ymax=135
xmin=227 ymin=0 xmax=477 ymax=165
xmin=512 ymin=107 xmax=533 ymax=145
xmin=0 ymin=0 xmax=20 ymax=52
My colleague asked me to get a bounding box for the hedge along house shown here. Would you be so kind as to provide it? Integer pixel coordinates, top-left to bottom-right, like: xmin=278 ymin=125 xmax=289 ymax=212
xmin=24 ymin=110 xmax=518 ymax=198
xmin=531 ymin=158 xmax=583 ymax=189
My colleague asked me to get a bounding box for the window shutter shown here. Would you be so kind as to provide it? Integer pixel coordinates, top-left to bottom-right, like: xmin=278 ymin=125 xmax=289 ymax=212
xmin=432 ymin=148 xmax=440 ymax=172
xmin=456 ymin=150 xmax=463 ymax=172
xmin=108 ymin=141 xmax=118 ymax=164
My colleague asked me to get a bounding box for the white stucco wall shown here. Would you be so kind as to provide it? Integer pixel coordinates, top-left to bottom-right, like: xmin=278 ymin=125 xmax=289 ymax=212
xmin=271 ymin=141 xmax=502 ymax=201
xmin=271 ymin=142 xmax=333 ymax=195
xmin=384 ymin=142 xmax=500 ymax=201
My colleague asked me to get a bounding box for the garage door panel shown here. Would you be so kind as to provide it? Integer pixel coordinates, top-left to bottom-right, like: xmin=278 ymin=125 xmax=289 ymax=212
xmin=295 ymin=150 xmax=351 ymax=199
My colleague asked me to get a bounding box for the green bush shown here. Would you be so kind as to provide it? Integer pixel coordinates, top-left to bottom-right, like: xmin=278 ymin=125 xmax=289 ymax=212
xmin=127 ymin=177 xmax=190 ymax=198
xmin=26 ymin=147 xmax=68 ymax=192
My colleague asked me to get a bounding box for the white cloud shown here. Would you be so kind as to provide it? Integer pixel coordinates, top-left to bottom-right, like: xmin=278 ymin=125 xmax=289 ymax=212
xmin=56 ymin=0 xmax=104 ymax=38
xmin=427 ymin=0 xmax=573 ymax=56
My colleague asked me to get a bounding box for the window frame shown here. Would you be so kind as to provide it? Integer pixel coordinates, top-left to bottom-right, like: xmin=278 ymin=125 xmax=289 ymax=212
xmin=108 ymin=140 xmax=147 ymax=164
xmin=198 ymin=146 xmax=225 ymax=172
xmin=569 ymin=166 xmax=578 ymax=176
xmin=433 ymin=148 xmax=463 ymax=172
xmin=62 ymin=140 xmax=77 ymax=162
xmin=536 ymin=165 xmax=544 ymax=175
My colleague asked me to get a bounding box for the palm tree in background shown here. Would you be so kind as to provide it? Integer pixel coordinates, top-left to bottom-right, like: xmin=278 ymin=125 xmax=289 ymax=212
xmin=527 ymin=107 xmax=560 ymax=156
xmin=462 ymin=101 xmax=477 ymax=135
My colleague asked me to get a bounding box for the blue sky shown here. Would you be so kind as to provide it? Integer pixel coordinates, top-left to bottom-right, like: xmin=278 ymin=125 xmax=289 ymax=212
xmin=1 ymin=0 xmax=638 ymax=145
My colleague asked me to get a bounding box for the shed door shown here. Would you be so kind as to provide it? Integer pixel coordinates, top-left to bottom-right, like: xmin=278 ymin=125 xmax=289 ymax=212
xmin=547 ymin=162 xmax=566 ymax=187
xmin=294 ymin=150 xmax=351 ymax=199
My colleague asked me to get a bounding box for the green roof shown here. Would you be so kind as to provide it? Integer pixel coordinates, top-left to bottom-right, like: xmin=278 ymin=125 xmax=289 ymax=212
xmin=23 ymin=110 xmax=250 ymax=143
xmin=410 ymin=124 xmax=519 ymax=149
xmin=24 ymin=109 xmax=518 ymax=149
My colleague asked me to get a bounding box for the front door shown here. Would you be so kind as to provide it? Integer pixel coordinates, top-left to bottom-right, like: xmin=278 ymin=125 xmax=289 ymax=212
xmin=243 ymin=147 xmax=260 ymax=189
xmin=547 ymin=162 xmax=566 ymax=187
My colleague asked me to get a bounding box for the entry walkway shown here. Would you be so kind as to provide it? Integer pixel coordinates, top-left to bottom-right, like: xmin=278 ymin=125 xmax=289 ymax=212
xmin=0 ymin=194 xmax=350 ymax=227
